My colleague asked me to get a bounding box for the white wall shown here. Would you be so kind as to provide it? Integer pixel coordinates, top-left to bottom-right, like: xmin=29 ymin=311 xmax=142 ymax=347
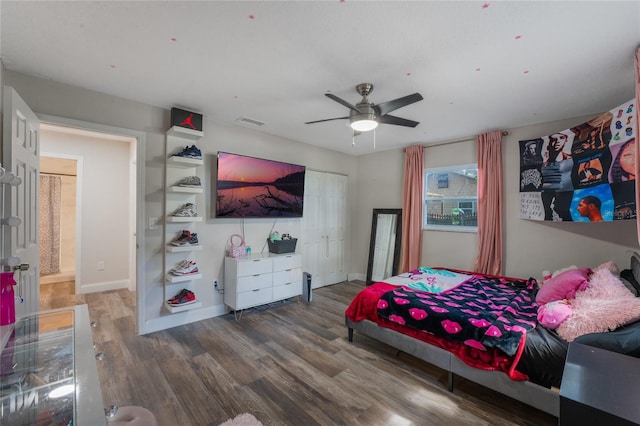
xmin=41 ymin=128 xmax=132 ymax=292
xmin=352 ymin=148 xmax=404 ymax=280
xmin=354 ymin=112 xmax=638 ymax=282
xmin=3 ymin=70 xmax=358 ymax=333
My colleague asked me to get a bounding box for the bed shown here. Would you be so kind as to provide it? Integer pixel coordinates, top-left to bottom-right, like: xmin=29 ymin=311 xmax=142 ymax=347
xmin=345 ymin=261 xmax=640 ymax=417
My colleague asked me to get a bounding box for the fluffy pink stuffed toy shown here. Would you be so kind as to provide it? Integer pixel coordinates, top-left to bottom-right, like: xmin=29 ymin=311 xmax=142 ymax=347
xmin=537 ymin=299 xmax=572 ymax=329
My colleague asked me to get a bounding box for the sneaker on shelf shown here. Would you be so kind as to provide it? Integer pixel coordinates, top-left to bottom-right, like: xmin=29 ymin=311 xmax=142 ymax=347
xmin=171 ymin=260 xmax=199 ymax=276
xmin=176 ymin=176 xmax=202 ymax=188
xmin=167 ymin=289 xmax=196 ymax=306
xmin=167 ymin=288 xmax=193 ymax=302
xmin=172 ymin=203 xmax=198 ymax=217
xmin=172 ymin=145 xmax=202 ymax=160
xmin=188 ymin=145 xmax=202 ymax=159
xmin=170 ymin=230 xmax=199 ymax=246
xmin=170 ymin=259 xmax=191 ymax=272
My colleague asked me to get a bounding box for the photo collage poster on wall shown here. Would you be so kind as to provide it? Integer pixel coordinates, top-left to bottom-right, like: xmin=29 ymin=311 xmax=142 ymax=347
xmin=519 ymin=99 xmax=635 ymax=222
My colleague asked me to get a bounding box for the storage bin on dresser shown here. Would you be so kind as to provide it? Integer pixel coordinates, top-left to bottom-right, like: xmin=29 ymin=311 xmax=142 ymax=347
xmin=224 ymin=253 xmax=302 ymax=312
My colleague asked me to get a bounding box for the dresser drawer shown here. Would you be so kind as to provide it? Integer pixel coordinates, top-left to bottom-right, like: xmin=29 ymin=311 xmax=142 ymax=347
xmin=236 ymin=257 xmax=273 ymax=276
xmin=237 ymin=287 xmax=273 ymax=309
xmin=273 ymin=281 xmax=302 ymax=300
xmin=273 ymin=268 xmax=301 ymax=287
xmin=237 ymin=273 xmax=272 ymax=293
xmin=272 ymin=254 xmax=302 ymax=271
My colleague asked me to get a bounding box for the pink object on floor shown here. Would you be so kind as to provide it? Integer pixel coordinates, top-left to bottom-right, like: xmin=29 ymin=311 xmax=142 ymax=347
xmin=0 ymin=272 xmax=17 ymax=326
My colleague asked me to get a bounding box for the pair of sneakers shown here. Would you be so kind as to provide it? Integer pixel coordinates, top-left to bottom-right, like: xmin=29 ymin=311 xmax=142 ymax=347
xmin=173 ymin=145 xmax=202 ymax=160
xmin=170 ymin=230 xmax=199 ymax=246
xmin=176 ymin=176 xmax=201 ymax=188
xmin=167 ymin=289 xmax=196 ymax=306
xmin=172 ymin=203 xmax=198 ymax=217
xmin=170 ymin=260 xmax=198 ymax=276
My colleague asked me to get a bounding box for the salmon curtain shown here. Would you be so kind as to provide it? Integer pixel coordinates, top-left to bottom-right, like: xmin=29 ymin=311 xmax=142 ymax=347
xmin=635 ymin=46 xmax=640 ymax=245
xmin=473 ymin=131 xmax=503 ymax=275
xmin=400 ymin=145 xmax=423 ymax=273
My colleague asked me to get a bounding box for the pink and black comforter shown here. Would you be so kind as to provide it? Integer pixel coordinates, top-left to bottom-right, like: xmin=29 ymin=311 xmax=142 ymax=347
xmin=377 ymin=273 xmax=538 ymax=357
xmin=346 ymin=268 xmax=547 ymax=381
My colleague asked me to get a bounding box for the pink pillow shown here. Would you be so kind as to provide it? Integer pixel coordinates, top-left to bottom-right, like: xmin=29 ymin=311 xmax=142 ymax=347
xmin=536 ymin=268 xmax=591 ymax=305
xmin=557 ymin=268 xmax=640 ymax=341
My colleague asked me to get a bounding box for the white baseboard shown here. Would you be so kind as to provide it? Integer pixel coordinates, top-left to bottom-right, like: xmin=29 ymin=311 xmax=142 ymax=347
xmin=141 ymin=304 xmax=226 ymax=335
xmin=348 ymin=272 xmax=366 ymax=282
xmin=78 ymin=279 xmax=129 ymax=294
xmin=40 ymin=271 xmax=76 ymax=285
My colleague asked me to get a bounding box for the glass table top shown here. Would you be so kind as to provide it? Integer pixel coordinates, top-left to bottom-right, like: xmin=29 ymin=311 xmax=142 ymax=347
xmin=1 ymin=309 xmax=76 ymax=425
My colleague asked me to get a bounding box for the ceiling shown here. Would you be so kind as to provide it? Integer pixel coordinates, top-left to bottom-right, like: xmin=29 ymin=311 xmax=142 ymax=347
xmin=1 ymin=1 xmax=639 ymax=156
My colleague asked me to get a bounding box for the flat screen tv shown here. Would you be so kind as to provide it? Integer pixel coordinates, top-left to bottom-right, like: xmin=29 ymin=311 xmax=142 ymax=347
xmin=215 ymin=152 xmax=305 ymax=218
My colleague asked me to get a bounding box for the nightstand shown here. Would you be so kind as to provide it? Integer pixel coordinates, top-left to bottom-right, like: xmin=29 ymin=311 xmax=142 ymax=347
xmin=560 ymin=342 xmax=640 ymax=425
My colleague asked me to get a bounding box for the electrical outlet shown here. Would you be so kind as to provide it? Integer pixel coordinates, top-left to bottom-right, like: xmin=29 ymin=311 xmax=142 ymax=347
xmin=148 ymin=217 xmax=158 ymax=230
xmin=97 ymin=261 xmax=105 ymax=271
xmin=214 ymin=280 xmax=218 ymax=288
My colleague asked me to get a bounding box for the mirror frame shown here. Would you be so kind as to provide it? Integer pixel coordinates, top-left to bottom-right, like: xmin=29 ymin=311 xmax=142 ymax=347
xmin=366 ymin=208 xmax=402 ymax=285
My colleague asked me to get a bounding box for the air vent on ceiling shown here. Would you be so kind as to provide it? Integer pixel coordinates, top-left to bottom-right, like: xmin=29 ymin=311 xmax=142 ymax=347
xmin=235 ymin=117 xmax=266 ymax=127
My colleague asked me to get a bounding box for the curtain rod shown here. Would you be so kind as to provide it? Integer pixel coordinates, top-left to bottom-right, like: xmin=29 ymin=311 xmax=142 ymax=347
xmin=405 ymin=131 xmax=510 ymax=150
xmin=40 ymin=172 xmax=77 ymax=177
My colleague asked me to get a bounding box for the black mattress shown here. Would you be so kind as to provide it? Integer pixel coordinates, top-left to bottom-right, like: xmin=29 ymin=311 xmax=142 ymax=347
xmin=518 ymin=319 xmax=640 ymax=389
xmin=517 ymin=325 xmax=568 ymax=388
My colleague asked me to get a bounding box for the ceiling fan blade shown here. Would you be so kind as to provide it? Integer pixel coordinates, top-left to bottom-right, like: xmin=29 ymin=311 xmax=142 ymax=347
xmin=377 ymin=114 xmax=420 ymax=128
xmin=305 ymin=116 xmax=349 ymax=124
xmin=375 ymin=93 xmax=423 ymax=116
xmin=325 ymin=93 xmax=361 ymax=112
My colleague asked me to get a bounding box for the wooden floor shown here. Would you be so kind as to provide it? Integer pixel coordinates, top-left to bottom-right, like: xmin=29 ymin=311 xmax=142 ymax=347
xmin=40 ymin=281 xmax=557 ymax=426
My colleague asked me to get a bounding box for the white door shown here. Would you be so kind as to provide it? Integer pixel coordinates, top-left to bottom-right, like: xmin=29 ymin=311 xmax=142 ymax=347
xmin=302 ymin=170 xmax=347 ymax=288
xmin=323 ymin=172 xmax=347 ymax=284
xmin=2 ymin=87 xmax=40 ymax=318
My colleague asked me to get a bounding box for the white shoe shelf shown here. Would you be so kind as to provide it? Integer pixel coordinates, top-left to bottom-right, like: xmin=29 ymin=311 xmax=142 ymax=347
xmin=164 ymin=301 xmax=202 ymax=314
xmin=168 ymin=185 xmax=203 ymax=194
xmin=166 ymin=273 xmax=203 ymax=283
xmin=163 ymin=124 xmax=205 ymax=315
xmin=166 ymin=245 xmax=203 ymax=253
xmin=166 ymin=216 xmax=203 ymax=223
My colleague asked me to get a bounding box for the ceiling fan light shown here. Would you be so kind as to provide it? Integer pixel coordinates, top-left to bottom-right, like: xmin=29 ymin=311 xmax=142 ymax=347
xmin=350 ymin=115 xmax=378 ymax=132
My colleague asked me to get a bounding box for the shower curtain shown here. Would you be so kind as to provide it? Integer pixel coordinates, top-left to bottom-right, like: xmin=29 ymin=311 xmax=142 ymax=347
xmin=40 ymin=175 xmax=62 ymax=275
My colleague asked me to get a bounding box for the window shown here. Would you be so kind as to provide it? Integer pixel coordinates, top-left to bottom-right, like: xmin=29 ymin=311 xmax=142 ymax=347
xmin=423 ymin=164 xmax=478 ymax=232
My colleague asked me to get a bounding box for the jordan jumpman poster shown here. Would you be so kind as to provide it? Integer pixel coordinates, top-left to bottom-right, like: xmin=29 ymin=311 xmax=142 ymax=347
xmin=519 ymin=99 xmax=635 ymax=222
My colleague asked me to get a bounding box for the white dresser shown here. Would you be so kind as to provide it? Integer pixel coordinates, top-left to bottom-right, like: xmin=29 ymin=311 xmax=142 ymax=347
xmin=224 ymin=253 xmax=302 ymax=312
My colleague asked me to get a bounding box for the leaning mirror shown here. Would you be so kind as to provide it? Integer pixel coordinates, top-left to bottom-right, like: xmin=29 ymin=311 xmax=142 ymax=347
xmin=366 ymin=208 xmax=402 ymax=285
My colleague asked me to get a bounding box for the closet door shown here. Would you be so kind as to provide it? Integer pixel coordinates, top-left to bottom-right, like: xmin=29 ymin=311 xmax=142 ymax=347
xmin=302 ymin=170 xmax=347 ymax=288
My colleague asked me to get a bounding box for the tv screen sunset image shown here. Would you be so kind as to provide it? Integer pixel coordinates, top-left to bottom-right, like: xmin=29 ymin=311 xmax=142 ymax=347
xmin=215 ymin=152 xmax=305 ymax=218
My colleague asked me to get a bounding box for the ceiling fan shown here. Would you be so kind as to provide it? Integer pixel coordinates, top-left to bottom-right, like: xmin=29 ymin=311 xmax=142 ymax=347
xmin=305 ymin=83 xmax=423 ymax=132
